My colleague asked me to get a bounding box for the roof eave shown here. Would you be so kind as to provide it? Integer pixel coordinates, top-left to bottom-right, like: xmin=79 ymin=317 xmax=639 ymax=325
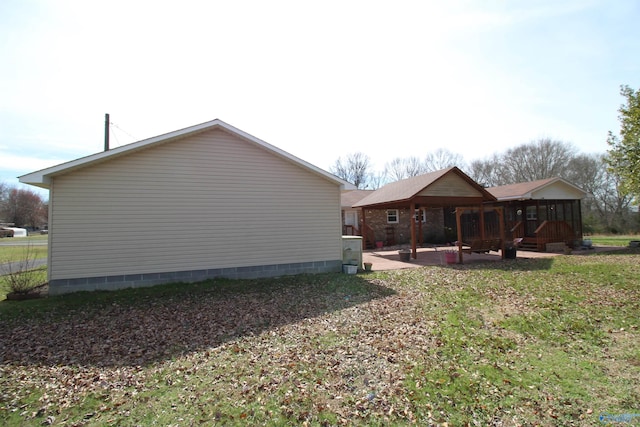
xmin=493 ymin=195 xmax=532 ymax=202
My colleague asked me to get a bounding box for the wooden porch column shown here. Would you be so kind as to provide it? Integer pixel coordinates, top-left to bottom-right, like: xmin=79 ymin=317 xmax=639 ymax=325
xmin=361 ymin=208 xmax=366 ymax=250
xmin=577 ymin=199 xmax=583 ymax=239
xmin=479 ymin=204 xmax=486 ymax=240
xmin=497 ymin=207 xmax=505 ymax=259
xmin=456 ymin=207 xmax=463 ymax=264
xmin=410 ymin=201 xmax=417 ymax=259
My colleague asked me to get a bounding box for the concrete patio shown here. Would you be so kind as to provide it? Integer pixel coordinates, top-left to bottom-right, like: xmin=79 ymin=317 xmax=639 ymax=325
xmin=361 ymin=245 xmax=625 ymax=271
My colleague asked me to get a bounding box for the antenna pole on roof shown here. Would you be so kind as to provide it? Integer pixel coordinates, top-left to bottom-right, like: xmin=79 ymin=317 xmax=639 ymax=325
xmin=104 ymin=113 xmax=110 ymax=151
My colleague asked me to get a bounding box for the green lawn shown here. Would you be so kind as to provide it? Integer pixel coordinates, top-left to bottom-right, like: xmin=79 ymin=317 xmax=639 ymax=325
xmin=588 ymin=234 xmax=639 ymax=247
xmin=0 ymin=235 xmax=48 ymax=264
xmin=1 ymin=249 xmax=639 ymax=426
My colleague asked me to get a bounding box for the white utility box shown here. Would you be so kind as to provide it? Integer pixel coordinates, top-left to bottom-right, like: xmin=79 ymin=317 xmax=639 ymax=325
xmin=342 ymin=235 xmax=363 ymax=271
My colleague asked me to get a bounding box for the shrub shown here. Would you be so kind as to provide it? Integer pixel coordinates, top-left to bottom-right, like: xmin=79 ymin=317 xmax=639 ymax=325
xmin=0 ymin=244 xmax=42 ymax=294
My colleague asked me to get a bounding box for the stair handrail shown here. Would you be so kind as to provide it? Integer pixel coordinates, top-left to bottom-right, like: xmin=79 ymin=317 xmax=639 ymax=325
xmin=534 ymin=220 xmax=549 ymax=235
xmin=359 ymin=221 xmax=376 ymax=246
xmin=509 ymin=221 xmax=524 ymax=238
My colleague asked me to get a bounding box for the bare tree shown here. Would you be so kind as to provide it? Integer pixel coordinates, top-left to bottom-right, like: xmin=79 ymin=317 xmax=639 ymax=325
xmin=385 ymin=158 xmax=406 ymax=182
xmin=0 ymin=182 xmax=9 ymax=222
xmin=597 ymin=169 xmax=635 ymax=233
xmin=423 ymin=149 xmax=465 ymax=172
xmin=467 ymin=156 xmax=502 ymax=187
xmin=564 ymin=154 xmax=605 ymax=194
xmin=330 ymin=152 xmax=372 ymax=189
xmin=1 ymin=187 xmax=47 ymax=229
xmin=542 ymin=153 xmax=636 ymax=233
xmin=384 ymin=157 xmax=426 ymax=181
xmin=499 ymin=138 xmax=576 ymax=183
xmin=367 ymin=171 xmax=388 ymax=190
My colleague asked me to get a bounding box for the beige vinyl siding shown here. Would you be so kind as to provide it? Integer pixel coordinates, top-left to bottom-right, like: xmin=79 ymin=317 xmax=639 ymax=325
xmin=531 ymin=182 xmax=585 ymax=200
xmin=48 ymin=128 xmax=341 ymax=280
xmin=418 ymin=174 xmax=482 ymax=197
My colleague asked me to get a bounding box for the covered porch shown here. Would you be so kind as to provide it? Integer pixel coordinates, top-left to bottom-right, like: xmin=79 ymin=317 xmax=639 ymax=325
xmin=500 ymin=199 xmax=583 ymax=251
xmin=487 ymin=178 xmax=586 ymax=252
xmin=353 ymin=167 xmax=501 ymax=263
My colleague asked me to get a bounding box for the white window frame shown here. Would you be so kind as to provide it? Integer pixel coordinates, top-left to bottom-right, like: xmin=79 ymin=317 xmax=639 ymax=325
xmin=415 ymin=208 xmax=426 ymax=223
xmin=386 ymin=209 xmax=399 ymax=224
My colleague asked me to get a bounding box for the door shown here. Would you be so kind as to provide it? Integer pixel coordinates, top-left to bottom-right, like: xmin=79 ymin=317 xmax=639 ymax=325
xmin=344 ymin=211 xmax=358 ymax=234
xmin=525 ymin=205 xmax=538 ymax=236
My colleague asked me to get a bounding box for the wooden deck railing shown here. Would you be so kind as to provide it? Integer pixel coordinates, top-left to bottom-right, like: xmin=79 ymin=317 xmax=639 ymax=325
xmin=343 ymin=224 xmax=358 ymax=235
xmin=534 ymin=220 xmax=575 ymax=251
xmin=360 ymin=222 xmax=376 ymax=249
xmin=460 ymin=223 xmax=502 ymax=243
xmin=509 ymin=221 xmax=524 ymax=239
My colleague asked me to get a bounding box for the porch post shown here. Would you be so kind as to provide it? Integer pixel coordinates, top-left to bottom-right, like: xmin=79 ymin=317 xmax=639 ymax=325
xmin=497 ymin=207 xmax=506 ymax=259
xmin=361 ymin=208 xmax=367 ymax=250
xmin=577 ymin=199 xmax=583 ymax=239
xmin=410 ymin=201 xmax=417 ymax=259
xmin=418 ymin=210 xmax=423 ymax=246
xmin=479 ymin=204 xmax=486 ymax=240
xmin=456 ymin=207 xmax=464 ymax=264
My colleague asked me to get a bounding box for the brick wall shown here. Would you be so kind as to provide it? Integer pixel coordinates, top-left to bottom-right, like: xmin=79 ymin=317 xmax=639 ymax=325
xmin=362 ymin=208 xmax=446 ymax=245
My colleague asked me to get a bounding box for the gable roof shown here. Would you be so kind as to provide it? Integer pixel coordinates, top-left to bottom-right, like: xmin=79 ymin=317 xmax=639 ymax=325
xmin=353 ymin=167 xmax=496 ymax=208
xmin=19 ymin=119 xmax=354 ymax=190
xmin=487 ymin=177 xmax=587 ymax=201
xmin=341 ymin=189 xmax=374 ymax=208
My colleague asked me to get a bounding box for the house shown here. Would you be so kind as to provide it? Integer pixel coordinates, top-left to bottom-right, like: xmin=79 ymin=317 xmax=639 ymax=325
xmin=353 ymin=167 xmax=498 ymax=259
xmin=345 ymin=170 xmax=586 ymax=255
xmin=19 ymin=119 xmax=353 ymax=295
xmin=486 ymin=177 xmax=587 ymax=251
xmin=341 ymin=189 xmax=372 ymax=236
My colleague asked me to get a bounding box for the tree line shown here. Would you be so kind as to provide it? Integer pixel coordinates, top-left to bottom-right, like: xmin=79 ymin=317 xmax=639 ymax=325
xmin=0 ymin=183 xmax=47 ymax=230
xmin=331 ymin=85 xmax=640 ymax=235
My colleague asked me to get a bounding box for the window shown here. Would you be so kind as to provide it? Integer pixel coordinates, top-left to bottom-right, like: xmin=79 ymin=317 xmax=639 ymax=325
xmin=386 ymin=209 xmax=399 ymax=223
xmin=415 ymin=208 xmax=426 ymax=223
xmin=526 ymin=206 xmax=537 ymax=220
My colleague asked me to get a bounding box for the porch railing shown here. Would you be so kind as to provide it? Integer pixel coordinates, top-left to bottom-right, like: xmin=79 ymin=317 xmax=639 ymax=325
xmin=343 ymin=224 xmax=358 ymax=235
xmin=509 ymin=221 xmax=525 ymax=239
xmin=534 ymin=220 xmax=576 ymax=251
xmin=359 ymin=221 xmax=376 ymax=249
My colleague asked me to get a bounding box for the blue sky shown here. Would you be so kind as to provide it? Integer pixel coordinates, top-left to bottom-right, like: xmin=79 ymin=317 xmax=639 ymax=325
xmin=1 ymin=0 xmax=639 ymax=197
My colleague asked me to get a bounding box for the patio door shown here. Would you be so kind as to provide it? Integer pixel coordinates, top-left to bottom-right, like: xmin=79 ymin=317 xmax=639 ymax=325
xmin=345 ymin=211 xmax=358 ymax=227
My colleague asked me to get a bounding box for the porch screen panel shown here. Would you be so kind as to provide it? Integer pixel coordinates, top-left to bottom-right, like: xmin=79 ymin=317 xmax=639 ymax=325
xmin=556 ymin=202 xmax=564 ymax=222
xmin=538 ymin=205 xmax=547 ymax=222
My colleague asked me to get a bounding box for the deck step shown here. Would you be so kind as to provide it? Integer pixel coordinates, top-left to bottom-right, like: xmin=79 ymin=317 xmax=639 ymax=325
xmin=518 ymin=238 xmax=540 ymax=252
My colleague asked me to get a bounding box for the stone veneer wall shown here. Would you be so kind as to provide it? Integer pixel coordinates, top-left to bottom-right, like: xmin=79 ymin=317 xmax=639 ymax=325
xmin=363 ymin=208 xmax=446 ymax=245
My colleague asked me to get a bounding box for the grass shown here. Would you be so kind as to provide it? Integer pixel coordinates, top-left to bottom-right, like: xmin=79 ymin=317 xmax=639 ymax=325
xmin=0 ymin=236 xmax=48 ymax=264
xmin=1 ymin=250 xmax=639 ymax=426
xmin=588 ymin=234 xmax=639 ymax=247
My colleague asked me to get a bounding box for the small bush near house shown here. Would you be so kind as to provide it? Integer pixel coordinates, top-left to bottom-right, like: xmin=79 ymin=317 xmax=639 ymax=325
xmin=0 ymin=244 xmax=45 ymax=296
